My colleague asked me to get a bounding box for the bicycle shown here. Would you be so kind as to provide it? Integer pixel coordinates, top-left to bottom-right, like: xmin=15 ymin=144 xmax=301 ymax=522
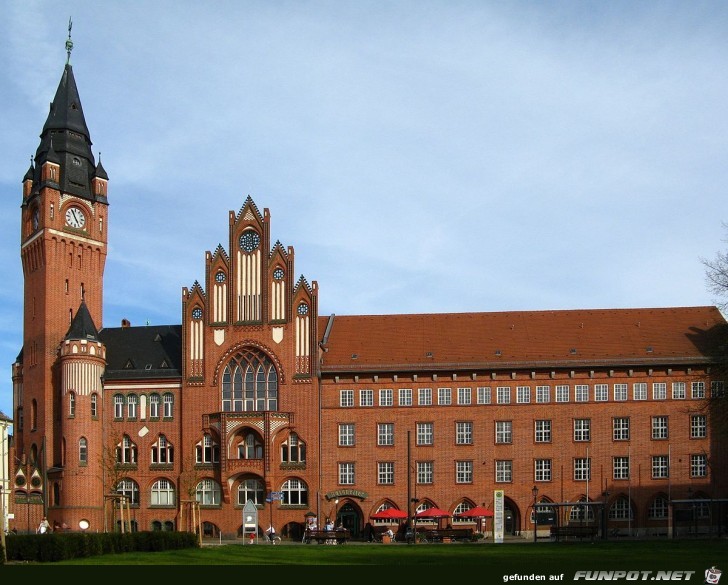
xmin=266 ymin=532 xmax=281 ymax=545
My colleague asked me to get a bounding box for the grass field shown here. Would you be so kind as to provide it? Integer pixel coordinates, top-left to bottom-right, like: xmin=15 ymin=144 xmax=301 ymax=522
xmin=6 ymin=537 xmax=726 ymax=580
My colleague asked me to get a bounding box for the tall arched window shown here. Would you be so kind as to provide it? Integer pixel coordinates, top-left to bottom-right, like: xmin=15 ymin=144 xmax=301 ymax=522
xmin=116 ymin=478 xmax=140 ymax=506
xmin=151 ymin=434 xmax=174 ymax=464
xmin=149 ymin=394 xmax=160 ymax=418
xmin=90 ymin=393 xmax=98 ymax=417
xmin=281 ymin=432 xmax=306 ymax=463
xmin=221 ymin=349 xmax=278 ymax=412
xmin=127 ymin=394 xmax=138 ymax=419
xmin=116 ymin=435 xmax=138 ymax=464
xmin=114 ymin=394 xmax=124 ymax=419
xmin=237 ymin=431 xmax=263 ymax=459
xmin=79 ymin=437 xmax=88 ymax=464
xmin=151 ymin=479 xmax=176 ymax=506
xmin=196 ymin=479 xmax=221 ymax=506
xmin=196 ymin=434 xmax=220 ymax=464
xmin=281 ymin=478 xmax=308 ymax=506
xmin=236 ymin=478 xmax=265 ymax=505
xmin=69 ymin=392 xmax=76 ymax=416
xmin=163 ymin=393 xmax=174 ymax=418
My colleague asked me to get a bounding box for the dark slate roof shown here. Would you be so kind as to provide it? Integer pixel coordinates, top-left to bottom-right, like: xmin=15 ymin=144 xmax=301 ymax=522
xmin=99 ymin=325 xmax=182 ymax=381
xmin=95 ymin=159 xmax=108 ymax=180
xmin=65 ymin=301 xmax=100 ymax=342
xmin=0 ymin=410 xmax=12 ymax=423
xmin=42 ymin=64 xmax=91 ymax=138
xmin=30 ymin=63 xmax=99 ymax=203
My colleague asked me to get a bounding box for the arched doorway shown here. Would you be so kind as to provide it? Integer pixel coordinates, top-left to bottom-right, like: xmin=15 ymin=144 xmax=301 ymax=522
xmin=338 ymin=501 xmax=362 ymax=538
xmin=504 ymin=499 xmax=519 ymax=536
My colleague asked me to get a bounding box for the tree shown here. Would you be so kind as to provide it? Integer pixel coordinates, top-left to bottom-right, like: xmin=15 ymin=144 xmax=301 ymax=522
xmin=702 ymin=222 xmax=728 ymax=313
xmin=701 ymin=223 xmax=728 ymax=438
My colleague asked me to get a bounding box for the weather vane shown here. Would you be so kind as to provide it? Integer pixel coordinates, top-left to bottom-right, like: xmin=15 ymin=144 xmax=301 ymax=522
xmin=65 ymin=17 xmax=73 ymax=64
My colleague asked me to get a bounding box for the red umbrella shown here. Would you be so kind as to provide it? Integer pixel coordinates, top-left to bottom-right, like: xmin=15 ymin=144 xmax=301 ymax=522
xmin=415 ymin=507 xmax=451 ymax=519
xmin=456 ymin=506 xmax=494 ymax=518
xmin=370 ymin=507 xmax=408 ymax=520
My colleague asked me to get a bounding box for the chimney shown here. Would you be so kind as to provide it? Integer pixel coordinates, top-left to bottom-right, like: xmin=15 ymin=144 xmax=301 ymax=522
xmin=121 ymin=318 xmax=131 ymax=328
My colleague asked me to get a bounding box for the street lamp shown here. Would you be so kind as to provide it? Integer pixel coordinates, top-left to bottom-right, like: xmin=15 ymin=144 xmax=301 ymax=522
xmin=532 ymin=486 xmax=539 ymax=543
xmin=334 ymin=499 xmax=339 ymax=527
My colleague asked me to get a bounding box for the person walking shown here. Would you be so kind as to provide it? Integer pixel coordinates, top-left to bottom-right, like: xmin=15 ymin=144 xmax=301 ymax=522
xmin=37 ymin=517 xmax=51 ymax=534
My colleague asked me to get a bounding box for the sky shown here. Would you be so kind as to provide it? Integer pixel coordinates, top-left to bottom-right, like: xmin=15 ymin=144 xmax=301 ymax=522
xmin=1 ymin=0 xmax=727 ymax=421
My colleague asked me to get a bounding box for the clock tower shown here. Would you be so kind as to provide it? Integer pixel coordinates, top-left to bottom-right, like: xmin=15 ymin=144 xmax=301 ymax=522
xmin=13 ymin=27 xmax=108 ymax=525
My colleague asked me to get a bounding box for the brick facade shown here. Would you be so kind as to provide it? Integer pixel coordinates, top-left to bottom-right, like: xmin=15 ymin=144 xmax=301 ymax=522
xmin=9 ymin=54 xmax=728 ymax=541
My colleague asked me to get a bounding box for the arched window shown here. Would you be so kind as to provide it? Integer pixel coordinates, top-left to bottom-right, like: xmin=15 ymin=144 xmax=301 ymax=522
xmin=221 ymin=349 xmax=278 ymax=412
xmin=116 ymin=435 xmax=138 ymax=464
xmin=69 ymin=392 xmax=76 ymax=416
xmin=569 ymin=497 xmax=595 ymax=522
xmin=90 ymin=393 xmax=98 ymax=417
xmin=151 ymin=434 xmax=174 ymax=464
xmin=649 ymin=496 xmax=669 ymax=519
xmin=281 ymin=432 xmax=306 ymax=463
xmin=79 ymin=437 xmax=88 ymax=464
xmin=196 ymin=479 xmax=221 ymax=506
xmin=237 ymin=431 xmax=263 ymax=459
xmin=236 ymin=478 xmax=265 ymax=506
xmin=116 ymin=478 xmax=140 ymax=506
xmin=608 ymin=496 xmax=634 ymax=520
xmin=151 ymin=479 xmax=176 ymax=506
xmin=281 ymin=478 xmax=308 ymax=506
xmin=196 ymin=434 xmax=220 ymax=464
xmin=163 ymin=393 xmax=174 ymax=418
xmin=149 ymin=394 xmax=160 ymax=418
xmin=114 ymin=394 xmax=124 ymax=419
xmin=127 ymin=394 xmax=138 ymax=419
xmin=452 ymin=501 xmax=473 ymax=524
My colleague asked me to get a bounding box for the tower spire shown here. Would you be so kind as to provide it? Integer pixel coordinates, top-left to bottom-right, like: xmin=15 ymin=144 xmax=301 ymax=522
xmin=65 ymin=17 xmax=73 ymax=65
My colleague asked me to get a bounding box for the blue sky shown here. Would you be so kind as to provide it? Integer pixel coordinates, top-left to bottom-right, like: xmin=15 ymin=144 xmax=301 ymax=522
xmin=1 ymin=0 xmax=727 ymax=420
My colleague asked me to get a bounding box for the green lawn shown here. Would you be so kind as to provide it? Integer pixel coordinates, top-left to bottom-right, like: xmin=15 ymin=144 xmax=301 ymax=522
xmin=8 ymin=538 xmax=726 ymax=580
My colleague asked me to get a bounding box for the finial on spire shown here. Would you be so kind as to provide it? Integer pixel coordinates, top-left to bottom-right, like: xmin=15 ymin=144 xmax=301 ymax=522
xmin=65 ymin=17 xmax=74 ymax=64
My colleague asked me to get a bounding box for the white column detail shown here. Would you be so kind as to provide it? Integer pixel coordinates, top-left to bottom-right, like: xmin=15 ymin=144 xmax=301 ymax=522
xmin=237 ymin=249 xmax=261 ymax=321
xmin=190 ymin=319 xmax=204 ymax=377
xmin=272 ymin=280 xmax=285 ymax=320
xmin=214 ymin=282 xmax=227 ymax=322
xmin=295 ymin=314 xmax=310 ymax=374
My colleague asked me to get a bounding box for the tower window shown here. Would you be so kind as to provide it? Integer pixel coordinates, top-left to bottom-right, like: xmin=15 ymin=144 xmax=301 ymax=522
xmin=79 ymin=437 xmax=87 ymax=464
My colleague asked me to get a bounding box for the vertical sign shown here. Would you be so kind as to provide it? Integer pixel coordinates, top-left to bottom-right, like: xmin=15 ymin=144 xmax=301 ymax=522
xmin=243 ymin=499 xmax=258 ymax=544
xmin=494 ymin=489 xmax=504 ymax=544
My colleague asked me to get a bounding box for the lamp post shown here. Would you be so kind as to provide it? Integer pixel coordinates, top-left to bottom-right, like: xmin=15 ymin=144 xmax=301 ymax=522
xmin=532 ymin=486 xmax=539 ymax=543
xmin=334 ymin=499 xmax=339 ymax=527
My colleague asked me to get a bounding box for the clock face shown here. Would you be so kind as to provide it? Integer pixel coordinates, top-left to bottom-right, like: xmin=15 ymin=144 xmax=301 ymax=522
xmin=65 ymin=206 xmax=86 ymax=229
xmin=239 ymin=231 xmax=260 ymax=253
xmin=297 ymin=303 xmax=309 ymax=316
xmin=273 ymin=267 xmax=284 ymax=280
xmin=191 ymin=308 xmax=203 ymax=320
xmin=215 ymin=271 xmax=226 ymax=283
